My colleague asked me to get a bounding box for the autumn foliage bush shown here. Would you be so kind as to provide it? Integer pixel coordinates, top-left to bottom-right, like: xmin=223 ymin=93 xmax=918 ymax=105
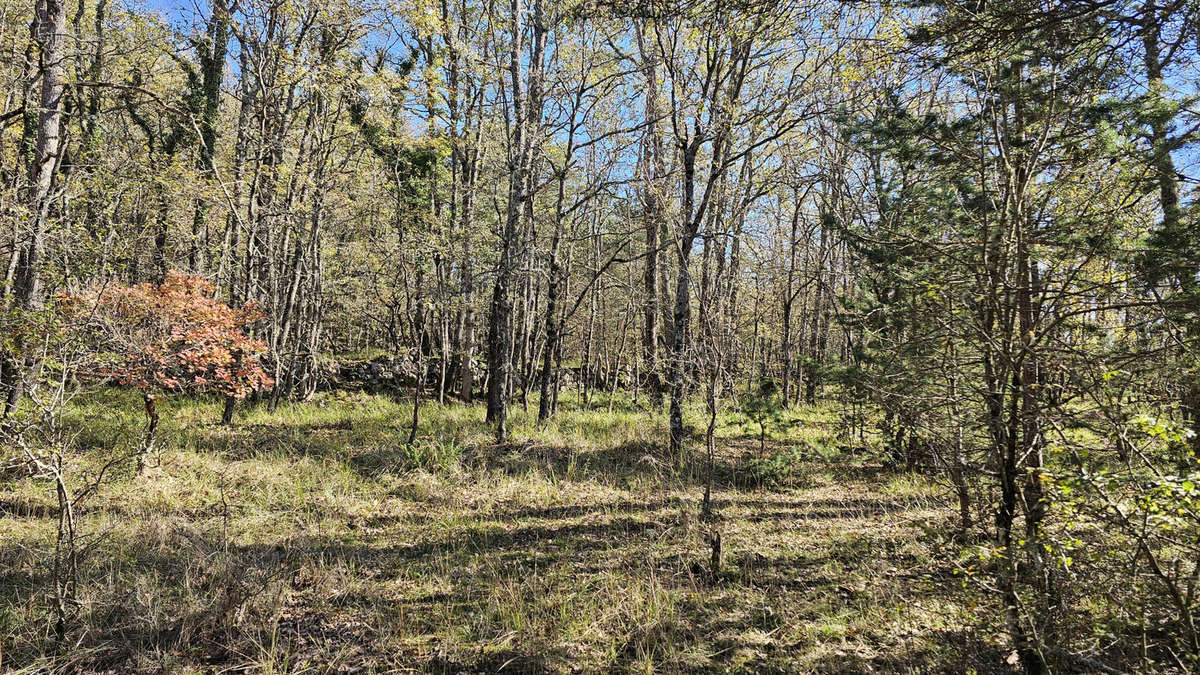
xmin=62 ymin=271 xmax=272 ymax=448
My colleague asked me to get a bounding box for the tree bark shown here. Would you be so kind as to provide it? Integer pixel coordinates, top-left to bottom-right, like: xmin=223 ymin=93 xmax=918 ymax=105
xmin=4 ymin=0 xmax=68 ymax=416
xmin=636 ymin=23 xmax=664 ymax=409
xmin=189 ymin=0 xmax=234 ymax=274
xmin=487 ymin=0 xmax=543 ymax=442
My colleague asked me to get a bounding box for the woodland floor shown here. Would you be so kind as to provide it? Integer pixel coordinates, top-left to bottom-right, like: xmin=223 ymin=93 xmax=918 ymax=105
xmin=1 ymin=390 xmax=1010 ymax=673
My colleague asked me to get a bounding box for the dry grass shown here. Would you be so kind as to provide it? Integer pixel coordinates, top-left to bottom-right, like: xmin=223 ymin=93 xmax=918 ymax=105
xmin=1 ymin=389 xmax=1005 ymax=673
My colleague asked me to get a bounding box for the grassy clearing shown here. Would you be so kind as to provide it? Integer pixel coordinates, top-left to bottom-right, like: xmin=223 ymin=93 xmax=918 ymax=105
xmin=2 ymin=389 xmax=1003 ymax=673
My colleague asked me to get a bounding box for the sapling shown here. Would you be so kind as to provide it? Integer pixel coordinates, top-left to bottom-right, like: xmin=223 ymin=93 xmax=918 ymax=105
xmin=739 ymin=378 xmax=784 ymax=455
xmin=64 ymin=271 xmax=273 ymax=465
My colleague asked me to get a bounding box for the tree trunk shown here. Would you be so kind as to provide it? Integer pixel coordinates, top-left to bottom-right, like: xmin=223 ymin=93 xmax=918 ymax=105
xmin=487 ymin=0 xmax=543 ymax=442
xmin=1140 ymin=5 xmax=1200 ymax=449
xmin=669 ymin=142 xmax=700 ymax=456
xmin=140 ymin=391 xmax=160 ymax=472
xmin=636 ymin=23 xmax=663 ymax=409
xmin=3 ymin=0 xmax=68 ymax=416
xmin=190 ymin=0 xmax=232 ymax=273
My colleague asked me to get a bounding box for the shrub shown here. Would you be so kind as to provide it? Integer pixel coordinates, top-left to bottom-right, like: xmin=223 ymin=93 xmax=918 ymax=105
xmin=62 ymin=271 xmax=273 ymax=456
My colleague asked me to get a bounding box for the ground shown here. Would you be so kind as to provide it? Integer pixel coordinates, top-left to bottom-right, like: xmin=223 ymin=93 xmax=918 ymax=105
xmin=1 ymin=389 xmax=1007 ymax=673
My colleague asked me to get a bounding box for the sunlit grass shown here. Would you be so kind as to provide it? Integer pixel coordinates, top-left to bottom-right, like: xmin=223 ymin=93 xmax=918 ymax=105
xmin=1 ymin=387 xmax=986 ymax=673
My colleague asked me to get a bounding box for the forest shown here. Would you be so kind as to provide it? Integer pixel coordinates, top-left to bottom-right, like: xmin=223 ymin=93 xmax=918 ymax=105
xmin=1 ymin=0 xmax=1199 ymax=671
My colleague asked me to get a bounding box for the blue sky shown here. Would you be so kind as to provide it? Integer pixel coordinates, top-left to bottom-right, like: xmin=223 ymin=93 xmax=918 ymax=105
xmin=127 ymin=0 xmax=1198 ymax=190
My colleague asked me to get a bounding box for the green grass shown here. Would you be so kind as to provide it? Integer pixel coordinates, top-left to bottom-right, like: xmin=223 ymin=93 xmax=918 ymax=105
xmin=0 ymin=388 xmax=1001 ymax=673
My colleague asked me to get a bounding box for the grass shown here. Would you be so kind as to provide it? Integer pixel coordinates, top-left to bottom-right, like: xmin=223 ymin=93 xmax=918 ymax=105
xmin=0 ymin=388 xmax=1005 ymax=673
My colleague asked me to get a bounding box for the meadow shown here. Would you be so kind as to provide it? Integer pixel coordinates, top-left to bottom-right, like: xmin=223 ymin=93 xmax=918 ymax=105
xmin=0 ymin=390 xmax=995 ymax=673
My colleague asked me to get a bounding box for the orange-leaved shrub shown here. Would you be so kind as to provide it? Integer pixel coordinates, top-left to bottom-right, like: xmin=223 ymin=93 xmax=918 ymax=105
xmin=62 ymin=271 xmax=272 ymax=452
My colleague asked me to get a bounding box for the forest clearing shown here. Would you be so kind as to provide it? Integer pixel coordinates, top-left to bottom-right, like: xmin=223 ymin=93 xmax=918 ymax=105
xmin=5 ymin=390 xmax=1006 ymax=672
xmin=3 ymin=0 xmax=1200 ymax=671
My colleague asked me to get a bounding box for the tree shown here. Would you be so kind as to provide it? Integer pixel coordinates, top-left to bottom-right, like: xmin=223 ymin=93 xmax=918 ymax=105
xmin=65 ymin=271 xmax=272 ymax=458
xmin=486 ymin=0 xmax=546 ymax=443
xmin=2 ymin=0 xmax=69 ymax=415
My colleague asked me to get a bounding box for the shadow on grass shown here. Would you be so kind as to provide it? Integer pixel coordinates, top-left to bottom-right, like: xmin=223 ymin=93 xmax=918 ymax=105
xmin=0 ymin=480 xmax=1002 ymax=674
